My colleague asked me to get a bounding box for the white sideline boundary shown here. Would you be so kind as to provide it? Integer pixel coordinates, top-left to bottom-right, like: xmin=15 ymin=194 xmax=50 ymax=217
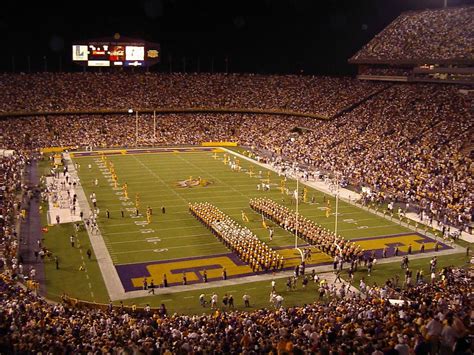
xmin=64 ymin=153 xmax=125 ymax=301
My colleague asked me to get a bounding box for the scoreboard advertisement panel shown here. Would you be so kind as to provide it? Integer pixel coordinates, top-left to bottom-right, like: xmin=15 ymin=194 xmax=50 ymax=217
xmin=72 ymin=37 xmax=160 ymax=68
xmin=109 ymin=45 xmax=125 ymax=61
xmin=125 ymin=46 xmax=144 ymax=61
xmin=72 ymin=45 xmax=88 ymax=61
xmin=88 ymin=60 xmax=111 ymax=67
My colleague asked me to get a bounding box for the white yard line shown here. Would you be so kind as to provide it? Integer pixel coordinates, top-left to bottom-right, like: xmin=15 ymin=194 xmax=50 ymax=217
xmin=131 ymin=155 xmax=189 ymax=204
xmin=108 ymin=233 xmax=212 ymax=244
xmin=104 ymin=225 xmax=200 ymax=236
xmin=95 ymin=194 xmax=252 ymax=203
xmin=110 ymin=242 xmax=223 ymax=255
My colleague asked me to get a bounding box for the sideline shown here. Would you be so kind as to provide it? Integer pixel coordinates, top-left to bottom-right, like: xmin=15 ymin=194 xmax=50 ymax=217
xmin=86 ymin=244 xmax=463 ymax=300
xmin=64 ymin=153 xmax=125 ymax=301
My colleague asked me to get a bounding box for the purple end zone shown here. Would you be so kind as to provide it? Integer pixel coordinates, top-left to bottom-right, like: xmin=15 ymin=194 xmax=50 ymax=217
xmin=127 ymin=147 xmax=216 ymax=154
xmin=351 ymin=232 xmax=452 ymax=259
xmin=72 ymin=146 xmax=216 ymax=157
xmin=115 ymin=250 xmax=333 ymax=292
xmin=115 ymin=233 xmax=452 ymax=292
xmin=116 ymin=252 xmax=247 ymax=292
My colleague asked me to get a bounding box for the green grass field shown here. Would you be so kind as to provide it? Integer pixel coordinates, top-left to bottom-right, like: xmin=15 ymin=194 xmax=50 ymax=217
xmin=37 ymin=148 xmax=470 ymax=313
xmin=75 ymin=150 xmax=410 ymax=264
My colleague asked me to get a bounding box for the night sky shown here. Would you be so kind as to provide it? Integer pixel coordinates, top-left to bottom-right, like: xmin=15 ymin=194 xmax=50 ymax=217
xmin=1 ymin=0 xmax=472 ymax=74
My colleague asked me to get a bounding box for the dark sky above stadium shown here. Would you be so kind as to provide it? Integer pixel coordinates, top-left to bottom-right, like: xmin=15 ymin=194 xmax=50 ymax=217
xmin=1 ymin=0 xmax=471 ymax=74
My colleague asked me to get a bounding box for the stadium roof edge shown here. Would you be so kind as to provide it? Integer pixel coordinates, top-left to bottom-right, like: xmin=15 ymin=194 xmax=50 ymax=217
xmin=0 ymin=108 xmax=330 ymax=120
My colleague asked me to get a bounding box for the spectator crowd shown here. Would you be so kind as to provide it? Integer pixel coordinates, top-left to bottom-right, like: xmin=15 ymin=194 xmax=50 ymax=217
xmin=350 ymin=6 xmax=473 ymax=62
xmin=0 ymin=8 xmax=473 ymax=351
xmin=0 ymin=75 xmax=472 ymax=232
xmin=0 ymin=153 xmax=30 ymax=281
xmin=1 ymin=265 xmax=472 ymax=354
xmin=0 ymin=72 xmax=382 ymax=117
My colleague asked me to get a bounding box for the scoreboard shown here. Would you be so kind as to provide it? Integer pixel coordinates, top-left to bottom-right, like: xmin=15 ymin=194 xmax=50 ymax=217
xmin=72 ymin=37 xmax=160 ymax=68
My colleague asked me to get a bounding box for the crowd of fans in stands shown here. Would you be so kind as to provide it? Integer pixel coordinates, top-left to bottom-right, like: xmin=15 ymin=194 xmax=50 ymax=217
xmin=0 ymin=75 xmax=472 ymax=231
xmin=1 ymin=265 xmax=472 ymax=354
xmin=0 ymin=8 xmax=473 ymax=352
xmin=351 ymin=6 xmax=473 ymax=62
xmin=0 ymin=154 xmax=29 ymax=276
xmin=259 ymin=83 xmax=473 ymax=231
xmin=0 ymin=72 xmax=382 ymax=117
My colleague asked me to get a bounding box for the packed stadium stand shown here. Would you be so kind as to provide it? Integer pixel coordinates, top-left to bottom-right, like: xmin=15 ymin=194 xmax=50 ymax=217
xmin=1 ymin=268 xmax=472 ymax=353
xmin=349 ymin=6 xmax=474 ymax=85
xmin=1 ymin=78 xmax=472 ymax=229
xmin=0 ymin=73 xmax=384 ymax=118
xmin=1 ymin=4 xmax=473 ymax=354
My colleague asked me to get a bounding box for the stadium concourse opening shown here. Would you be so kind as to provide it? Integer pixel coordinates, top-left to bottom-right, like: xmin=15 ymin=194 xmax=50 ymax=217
xmin=1 ymin=3 xmax=473 ymax=353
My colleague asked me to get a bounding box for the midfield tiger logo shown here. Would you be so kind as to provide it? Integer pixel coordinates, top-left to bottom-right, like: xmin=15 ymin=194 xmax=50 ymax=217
xmin=176 ymin=176 xmax=213 ymax=188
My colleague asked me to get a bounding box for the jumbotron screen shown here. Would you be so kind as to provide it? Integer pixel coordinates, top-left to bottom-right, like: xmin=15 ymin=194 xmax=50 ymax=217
xmin=72 ymin=38 xmax=160 ymax=68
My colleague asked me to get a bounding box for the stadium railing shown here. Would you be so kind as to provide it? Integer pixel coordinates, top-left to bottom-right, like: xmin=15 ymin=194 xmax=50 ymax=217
xmin=0 ymin=107 xmax=330 ymax=120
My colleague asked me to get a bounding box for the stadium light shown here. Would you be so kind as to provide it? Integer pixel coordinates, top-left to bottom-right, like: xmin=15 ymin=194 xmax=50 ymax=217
xmin=128 ymin=109 xmax=133 ymax=114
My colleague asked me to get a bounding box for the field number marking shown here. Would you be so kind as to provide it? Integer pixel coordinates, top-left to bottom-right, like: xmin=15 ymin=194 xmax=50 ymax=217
xmin=140 ymin=229 xmax=155 ymax=234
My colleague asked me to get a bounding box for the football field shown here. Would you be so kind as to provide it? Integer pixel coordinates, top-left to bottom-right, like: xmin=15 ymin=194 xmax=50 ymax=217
xmin=70 ymin=147 xmax=451 ymax=294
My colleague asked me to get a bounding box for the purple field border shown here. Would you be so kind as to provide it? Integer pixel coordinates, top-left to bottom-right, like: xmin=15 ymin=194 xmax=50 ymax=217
xmin=115 ymin=251 xmax=332 ymax=292
xmin=115 ymin=232 xmax=452 ymax=292
xmin=73 ymin=147 xmax=216 ymax=157
xmin=351 ymin=232 xmax=452 ymax=259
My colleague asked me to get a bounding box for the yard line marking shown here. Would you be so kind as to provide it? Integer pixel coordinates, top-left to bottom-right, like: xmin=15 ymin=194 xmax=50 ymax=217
xmin=110 ymin=241 xmax=223 ymax=255
xmin=161 ymin=299 xmax=172 ymax=302
xmin=338 ymin=224 xmax=396 ymax=232
xmin=315 ymin=217 xmax=380 ymax=226
xmin=104 ymin=217 xmax=199 ymax=226
xmin=104 ymin=225 xmax=201 ymax=236
xmin=108 ymin=234 xmax=211 ymax=244
xmin=93 ymin=195 xmax=256 ymax=203
xmin=183 ymin=296 xmax=194 ymax=299
xmin=132 ymin=155 xmax=189 ymax=204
